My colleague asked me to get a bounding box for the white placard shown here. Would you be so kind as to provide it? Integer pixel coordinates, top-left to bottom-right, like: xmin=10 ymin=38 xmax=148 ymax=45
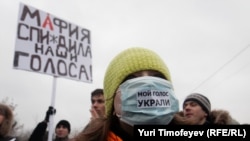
xmin=13 ymin=3 xmax=92 ymax=83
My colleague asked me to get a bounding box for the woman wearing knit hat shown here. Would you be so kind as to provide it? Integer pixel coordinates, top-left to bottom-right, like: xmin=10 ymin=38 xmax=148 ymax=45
xmin=74 ymin=47 xmax=180 ymax=141
xmin=175 ymin=93 xmax=240 ymax=125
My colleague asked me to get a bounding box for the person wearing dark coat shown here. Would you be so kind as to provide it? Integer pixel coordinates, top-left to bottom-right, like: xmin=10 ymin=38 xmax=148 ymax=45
xmin=29 ymin=106 xmax=72 ymax=141
xmin=174 ymin=93 xmax=239 ymax=125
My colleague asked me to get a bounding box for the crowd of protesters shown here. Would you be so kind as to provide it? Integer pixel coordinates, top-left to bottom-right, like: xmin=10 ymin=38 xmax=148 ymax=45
xmin=1 ymin=47 xmax=242 ymax=141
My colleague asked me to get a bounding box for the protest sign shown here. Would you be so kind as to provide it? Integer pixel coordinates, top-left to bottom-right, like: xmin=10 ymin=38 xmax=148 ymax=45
xmin=13 ymin=3 xmax=92 ymax=83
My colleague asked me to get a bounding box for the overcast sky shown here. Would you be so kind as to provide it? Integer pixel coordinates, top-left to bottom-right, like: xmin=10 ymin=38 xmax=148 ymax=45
xmin=1 ymin=0 xmax=250 ymax=133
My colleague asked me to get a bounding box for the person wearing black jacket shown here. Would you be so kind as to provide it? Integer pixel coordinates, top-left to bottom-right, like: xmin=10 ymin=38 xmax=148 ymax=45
xmin=179 ymin=93 xmax=239 ymax=125
xmin=28 ymin=106 xmax=71 ymax=141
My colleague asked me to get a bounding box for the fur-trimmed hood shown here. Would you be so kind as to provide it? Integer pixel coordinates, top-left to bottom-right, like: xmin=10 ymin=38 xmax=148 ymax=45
xmin=0 ymin=103 xmax=14 ymax=137
xmin=209 ymin=109 xmax=239 ymax=125
xmin=172 ymin=109 xmax=239 ymax=125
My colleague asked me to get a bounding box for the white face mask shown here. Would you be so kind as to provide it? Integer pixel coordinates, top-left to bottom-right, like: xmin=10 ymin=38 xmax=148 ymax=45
xmin=115 ymin=76 xmax=179 ymax=126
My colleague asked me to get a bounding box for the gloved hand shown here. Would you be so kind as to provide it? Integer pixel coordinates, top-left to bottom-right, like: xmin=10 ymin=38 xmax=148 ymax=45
xmin=44 ymin=106 xmax=56 ymax=122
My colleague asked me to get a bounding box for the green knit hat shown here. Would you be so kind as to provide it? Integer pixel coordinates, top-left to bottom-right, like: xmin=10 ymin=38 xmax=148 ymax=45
xmin=103 ymin=47 xmax=172 ymax=117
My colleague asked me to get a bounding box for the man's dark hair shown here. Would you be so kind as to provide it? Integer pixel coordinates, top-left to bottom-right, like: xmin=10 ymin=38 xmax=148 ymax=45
xmin=91 ymin=88 xmax=104 ymax=98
